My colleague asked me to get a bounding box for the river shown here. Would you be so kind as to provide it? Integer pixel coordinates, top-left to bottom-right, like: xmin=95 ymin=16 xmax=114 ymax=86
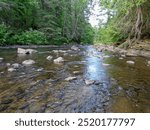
xmin=0 ymin=45 xmax=150 ymax=112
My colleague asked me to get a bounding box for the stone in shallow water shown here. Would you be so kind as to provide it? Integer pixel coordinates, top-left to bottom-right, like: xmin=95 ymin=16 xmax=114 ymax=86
xmin=53 ymin=57 xmax=64 ymax=64
xmin=65 ymin=77 xmax=77 ymax=81
xmin=73 ymin=71 xmax=81 ymax=74
xmin=22 ymin=59 xmax=35 ymax=65
xmin=71 ymin=45 xmax=80 ymax=51
xmin=46 ymin=55 xmax=53 ymax=61
xmin=12 ymin=63 xmax=21 ymax=69
xmin=85 ymin=80 xmax=95 ymax=85
xmin=126 ymin=61 xmax=135 ymax=65
xmin=148 ymin=61 xmax=150 ymax=65
xmin=8 ymin=68 xmax=16 ymax=72
xmin=17 ymin=48 xmax=37 ymax=54
xmin=0 ymin=57 xmax=4 ymax=62
xmin=102 ymin=63 xmax=110 ymax=66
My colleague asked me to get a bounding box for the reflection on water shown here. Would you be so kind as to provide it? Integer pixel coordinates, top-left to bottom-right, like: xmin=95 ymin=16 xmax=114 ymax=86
xmin=0 ymin=45 xmax=150 ymax=113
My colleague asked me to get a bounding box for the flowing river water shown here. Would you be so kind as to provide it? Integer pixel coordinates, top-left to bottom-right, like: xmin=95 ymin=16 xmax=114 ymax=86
xmin=0 ymin=45 xmax=150 ymax=113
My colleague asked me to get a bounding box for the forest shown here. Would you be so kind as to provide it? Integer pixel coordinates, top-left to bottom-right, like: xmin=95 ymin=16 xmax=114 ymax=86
xmin=0 ymin=0 xmax=150 ymax=47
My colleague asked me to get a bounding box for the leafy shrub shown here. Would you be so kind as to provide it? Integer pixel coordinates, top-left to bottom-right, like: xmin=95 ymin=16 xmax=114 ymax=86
xmin=12 ymin=30 xmax=48 ymax=45
xmin=0 ymin=24 xmax=12 ymax=45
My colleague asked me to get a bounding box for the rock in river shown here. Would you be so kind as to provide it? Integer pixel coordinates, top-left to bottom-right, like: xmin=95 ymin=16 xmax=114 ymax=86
xmin=46 ymin=55 xmax=53 ymax=61
xmin=53 ymin=57 xmax=64 ymax=64
xmin=12 ymin=63 xmax=21 ymax=69
xmin=0 ymin=58 xmax=4 ymax=62
xmin=71 ymin=45 xmax=80 ymax=51
xmin=126 ymin=61 xmax=135 ymax=65
xmin=85 ymin=80 xmax=95 ymax=85
xmin=22 ymin=59 xmax=35 ymax=66
xmin=8 ymin=68 xmax=16 ymax=72
xmin=17 ymin=48 xmax=37 ymax=54
xmin=65 ymin=77 xmax=77 ymax=81
xmin=148 ymin=61 xmax=150 ymax=65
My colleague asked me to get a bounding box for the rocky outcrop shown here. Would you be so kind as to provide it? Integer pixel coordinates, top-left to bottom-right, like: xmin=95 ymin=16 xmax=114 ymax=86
xmin=17 ymin=48 xmax=37 ymax=54
xmin=22 ymin=59 xmax=35 ymax=65
xmin=53 ymin=57 xmax=64 ymax=64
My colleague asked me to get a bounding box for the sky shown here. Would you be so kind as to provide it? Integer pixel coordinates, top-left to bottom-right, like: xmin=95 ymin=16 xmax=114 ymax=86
xmin=89 ymin=0 xmax=107 ymax=27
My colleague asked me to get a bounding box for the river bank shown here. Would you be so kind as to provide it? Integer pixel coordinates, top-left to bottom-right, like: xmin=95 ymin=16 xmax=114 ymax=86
xmin=95 ymin=40 xmax=150 ymax=58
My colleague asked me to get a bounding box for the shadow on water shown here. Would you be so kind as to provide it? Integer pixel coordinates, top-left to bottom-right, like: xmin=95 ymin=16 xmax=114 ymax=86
xmin=0 ymin=45 xmax=150 ymax=112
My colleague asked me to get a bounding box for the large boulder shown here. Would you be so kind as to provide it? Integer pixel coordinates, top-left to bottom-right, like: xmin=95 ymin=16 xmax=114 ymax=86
xmin=17 ymin=48 xmax=37 ymax=55
xmin=53 ymin=57 xmax=64 ymax=64
xmin=22 ymin=59 xmax=35 ymax=66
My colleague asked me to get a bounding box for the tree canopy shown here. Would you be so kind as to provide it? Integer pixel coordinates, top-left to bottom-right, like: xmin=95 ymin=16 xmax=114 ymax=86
xmin=0 ymin=0 xmax=94 ymax=45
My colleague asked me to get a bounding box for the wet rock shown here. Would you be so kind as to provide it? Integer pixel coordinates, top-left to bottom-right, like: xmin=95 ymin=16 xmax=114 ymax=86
xmin=37 ymin=68 xmax=44 ymax=72
xmin=8 ymin=68 xmax=16 ymax=72
xmin=17 ymin=48 xmax=37 ymax=54
xmin=0 ymin=57 xmax=4 ymax=62
xmin=52 ymin=50 xmax=59 ymax=53
xmin=22 ymin=59 xmax=35 ymax=65
xmin=126 ymin=61 xmax=135 ymax=65
xmin=65 ymin=77 xmax=77 ymax=81
xmin=71 ymin=45 xmax=80 ymax=51
xmin=12 ymin=63 xmax=21 ymax=69
xmin=26 ymin=49 xmax=37 ymax=54
xmin=148 ymin=61 xmax=150 ymax=65
xmin=53 ymin=57 xmax=64 ymax=64
xmin=46 ymin=55 xmax=53 ymax=61
xmin=17 ymin=48 xmax=26 ymax=54
xmin=102 ymin=63 xmax=110 ymax=67
xmin=85 ymin=80 xmax=95 ymax=85
xmin=119 ymin=57 xmax=124 ymax=60
xmin=103 ymin=55 xmax=110 ymax=58
xmin=6 ymin=63 xmax=11 ymax=67
xmin=73 ymin=71 xmax=81 ymax=75
xmin=1 ymin=98 xmax=13 ymax=104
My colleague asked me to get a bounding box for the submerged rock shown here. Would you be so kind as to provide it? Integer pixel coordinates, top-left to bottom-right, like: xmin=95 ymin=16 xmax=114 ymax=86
xmin=53 ymin=57 xmax=64 ymax=64
xmin=65 ymin=77 xmax=77 ymax=81
xmin=46 ymin=55 xmax=53 ymax=61
xmin=85 ymin=80 xmax=95 ymax=85
xmin=71 ymin=45 xmax=80 ymax=51
xmin=126 ymin=61 xmax=135 ymax=65
xmin=12 ymin=63 xmax=21 ymax=69
xmin=0 ymin=58 xmax=4 ymax=62
xmin=22 ymin=59 xmax=35 ymax=65
xmin=8 ymin=68 xmax=16 ymax=72
xmin=17 ymin=48 xmax=37 ymax=54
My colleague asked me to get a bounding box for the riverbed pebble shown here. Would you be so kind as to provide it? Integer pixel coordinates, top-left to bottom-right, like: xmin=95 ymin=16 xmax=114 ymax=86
xmin=46 ymin=55 xmax=53 ymax=61
xmin=126 ymin=61 xmax=135 ymax=65
xmin=8 ymin=68 xmax=16 ymax=72
xmin=22 ymin=59 xmax=35 ymax=65
xmin=0 ymin=58 xmax=4 ymax=62
xmin=53 ymin=57 xmax=64 ymax=64
xmin=85 ymin=80 xmax=95 ymax=85
xmin=65 ymin=77 xmax=77 ymax=81
xmin=12 ymin=63 xmax=21 ymax=69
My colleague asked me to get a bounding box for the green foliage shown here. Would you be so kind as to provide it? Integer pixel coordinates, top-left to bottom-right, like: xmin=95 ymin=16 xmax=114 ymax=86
xmin=12 ymin=30 xmax=48 ymax=45
xmin=0 ymin=24 xmax=12 ymax=45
